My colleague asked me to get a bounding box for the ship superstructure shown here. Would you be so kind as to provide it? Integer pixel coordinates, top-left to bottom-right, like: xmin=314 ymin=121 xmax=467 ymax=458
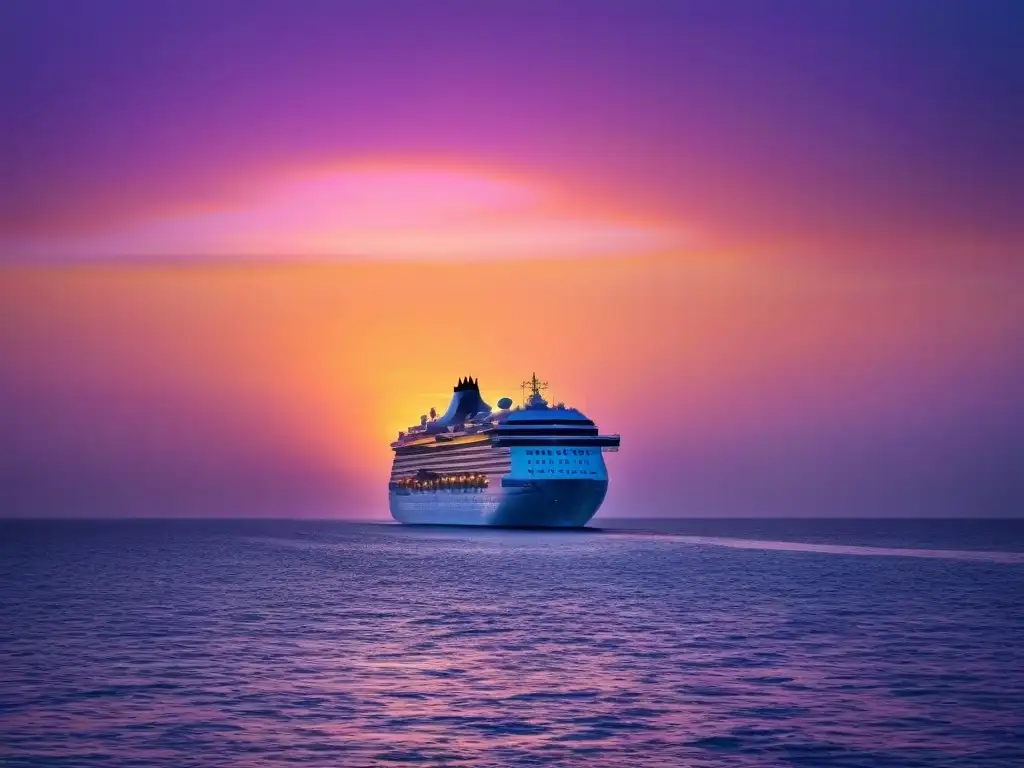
xmin=388 ymin=374 xmax=619 ymax=527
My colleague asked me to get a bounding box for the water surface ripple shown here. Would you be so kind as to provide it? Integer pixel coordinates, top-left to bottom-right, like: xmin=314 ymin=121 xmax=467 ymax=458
xmin=1 ymin=519 xmax=1022 ymax=767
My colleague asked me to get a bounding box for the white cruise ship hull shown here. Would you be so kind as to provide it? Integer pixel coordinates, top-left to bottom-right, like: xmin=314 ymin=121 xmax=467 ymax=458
xmin=389 ymin=477 xmax=608 ymax=527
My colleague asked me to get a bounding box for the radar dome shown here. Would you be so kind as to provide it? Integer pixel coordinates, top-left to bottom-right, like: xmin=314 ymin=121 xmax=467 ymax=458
xmin=497 ymin=397 xmax=513 ymax=410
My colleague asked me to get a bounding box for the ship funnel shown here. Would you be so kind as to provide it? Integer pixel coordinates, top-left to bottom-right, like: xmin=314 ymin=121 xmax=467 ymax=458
xmin=430 ymin=375 xmax=491 ymax=430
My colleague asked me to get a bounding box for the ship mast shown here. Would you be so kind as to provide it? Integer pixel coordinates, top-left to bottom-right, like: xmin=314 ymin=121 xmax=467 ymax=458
xmin=520 ymin=372 xmax=549 ymax=407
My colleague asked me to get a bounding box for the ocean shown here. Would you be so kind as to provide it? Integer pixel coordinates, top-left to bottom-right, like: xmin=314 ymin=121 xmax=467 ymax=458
xmin=1 ymin=518 xmax=1022 ymax=767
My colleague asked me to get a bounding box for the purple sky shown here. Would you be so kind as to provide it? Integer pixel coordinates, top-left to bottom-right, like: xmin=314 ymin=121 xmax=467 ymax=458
xmin=4 ymin=0 xmax=1021 ymax=255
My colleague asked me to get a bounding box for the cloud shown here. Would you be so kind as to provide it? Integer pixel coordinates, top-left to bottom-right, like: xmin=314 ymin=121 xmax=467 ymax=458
xmin=1 ymin=165 xmax=683 ymax=262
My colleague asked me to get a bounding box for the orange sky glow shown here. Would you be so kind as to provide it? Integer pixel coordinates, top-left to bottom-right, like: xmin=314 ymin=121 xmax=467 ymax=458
xmin=3 ymin=248 xmax=1019 ymax=517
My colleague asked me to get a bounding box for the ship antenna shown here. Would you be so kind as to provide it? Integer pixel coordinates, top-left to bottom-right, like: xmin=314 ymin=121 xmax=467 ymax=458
xmin=520 ymin=372 xmax=549 ymax=404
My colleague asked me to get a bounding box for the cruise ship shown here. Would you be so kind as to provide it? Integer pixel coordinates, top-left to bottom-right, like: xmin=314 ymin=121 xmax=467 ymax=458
xmin=388 ymin=374 xmax=620 ymax=527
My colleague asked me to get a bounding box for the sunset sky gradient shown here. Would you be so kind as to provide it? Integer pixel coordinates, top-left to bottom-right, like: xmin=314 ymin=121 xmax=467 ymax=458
xmin=2 ymin=0 xmax=1021 ymax=517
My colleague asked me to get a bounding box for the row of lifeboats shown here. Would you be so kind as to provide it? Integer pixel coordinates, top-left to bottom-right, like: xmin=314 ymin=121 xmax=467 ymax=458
xmin=395 ymin=474 xmax=490 ymax=491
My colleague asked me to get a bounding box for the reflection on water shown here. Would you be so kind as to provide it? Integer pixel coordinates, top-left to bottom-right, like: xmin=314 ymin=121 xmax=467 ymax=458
xmin=1 ymin=519 xmax=1022 ymax=766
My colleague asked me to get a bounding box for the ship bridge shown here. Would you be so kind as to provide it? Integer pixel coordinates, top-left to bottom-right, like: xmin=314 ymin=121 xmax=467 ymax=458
xmin=492 ymin=373 xmax=620 ymax=450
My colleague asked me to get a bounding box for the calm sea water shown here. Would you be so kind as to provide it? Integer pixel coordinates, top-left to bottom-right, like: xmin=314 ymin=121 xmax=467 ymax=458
xmin=1 ymin=518 xmax=1022 ymax=767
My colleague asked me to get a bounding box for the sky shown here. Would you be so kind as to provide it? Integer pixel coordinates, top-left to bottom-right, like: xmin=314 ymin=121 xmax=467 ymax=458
xmin=1 ymin=0 xmax=1022 ymax=518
